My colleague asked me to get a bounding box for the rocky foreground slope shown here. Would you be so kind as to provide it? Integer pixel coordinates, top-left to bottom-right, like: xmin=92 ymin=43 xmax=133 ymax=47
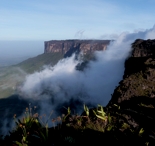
xmin=109 ymin=39 xmax=155 ymax=104
xmin=107 ymin=39 xmax=155 ymax=145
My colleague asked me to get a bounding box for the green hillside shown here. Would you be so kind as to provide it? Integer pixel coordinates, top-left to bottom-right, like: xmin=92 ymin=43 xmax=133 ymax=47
xmin=0 ymin=51 xmax=92 ymax=99
xmin=15 ymin=52 xmax=63 ymax=73
xmin=0 ymin=53 xmax=63 ymax=98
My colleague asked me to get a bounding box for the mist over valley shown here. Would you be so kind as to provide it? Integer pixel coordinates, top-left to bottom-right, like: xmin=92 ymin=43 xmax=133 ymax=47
xmin=0 ymin=25 xmax=155 ymax=137
xmin=1 ymin=0 xmax=155 ymax=144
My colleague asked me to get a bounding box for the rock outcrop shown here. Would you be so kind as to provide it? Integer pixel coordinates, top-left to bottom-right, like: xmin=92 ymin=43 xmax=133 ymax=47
xmin=131 ymin=39 xmax=155 ymax=57
xmin=44 ymin=40 xmax=111 ymax=57
xmin=107 ymin=39 xmax=155 ymax=144
xmin=108 ymin=39 xmax=155 ymax=105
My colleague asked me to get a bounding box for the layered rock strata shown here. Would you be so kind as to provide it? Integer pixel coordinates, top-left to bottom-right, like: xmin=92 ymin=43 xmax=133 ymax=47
xmin=44 ymin=40 xmax=111 ymax=56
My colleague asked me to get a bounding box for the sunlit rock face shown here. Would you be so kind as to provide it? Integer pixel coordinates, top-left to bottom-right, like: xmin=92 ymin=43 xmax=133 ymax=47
xmin=44 ymin=40 xmax=111 ymax=56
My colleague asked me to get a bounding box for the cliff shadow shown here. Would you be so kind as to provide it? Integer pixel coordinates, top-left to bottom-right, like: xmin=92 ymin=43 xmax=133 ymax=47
xmin=113 ymin=96 xmax=155 ymax=130
xmin=124 ymin=57 xmax=149 ymax=78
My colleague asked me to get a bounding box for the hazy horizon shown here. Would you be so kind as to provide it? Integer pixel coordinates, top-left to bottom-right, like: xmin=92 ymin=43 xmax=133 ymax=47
xmin=0 ymin=40 xmax=44 ymax=66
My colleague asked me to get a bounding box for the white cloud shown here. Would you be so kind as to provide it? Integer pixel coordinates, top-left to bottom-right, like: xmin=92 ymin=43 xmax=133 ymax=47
xmin=20 ymin=25 xmax=155 ymax=117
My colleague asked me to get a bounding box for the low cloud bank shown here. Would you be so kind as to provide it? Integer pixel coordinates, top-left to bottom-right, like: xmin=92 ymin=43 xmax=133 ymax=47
xmin=20 ymin=25 xmax=155 ymax=117
xmin=1 ymin=25 xmax=155 ymax=136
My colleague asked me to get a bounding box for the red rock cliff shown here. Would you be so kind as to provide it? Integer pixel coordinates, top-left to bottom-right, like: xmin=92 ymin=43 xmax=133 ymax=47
xmin=44 ymin=40 xmax=111 ymax=55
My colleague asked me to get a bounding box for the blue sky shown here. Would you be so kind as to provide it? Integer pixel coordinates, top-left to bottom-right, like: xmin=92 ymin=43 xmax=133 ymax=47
xmin=1 ymin=0 xmax=155 ymax=40
xmin=0 ymin=0 xmax=155 ymax=61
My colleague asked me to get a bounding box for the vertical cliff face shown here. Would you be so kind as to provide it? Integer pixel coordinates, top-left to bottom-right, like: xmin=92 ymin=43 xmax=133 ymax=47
xmin=44 ymin=40 xmax=111 ymax=56
xmin=131 ymin=39 xmax=155 ymax=57
xmin=108 ymin=39 xmax=155 ymax=106
xmin=107 ymin=39 xmax=155 ymax=138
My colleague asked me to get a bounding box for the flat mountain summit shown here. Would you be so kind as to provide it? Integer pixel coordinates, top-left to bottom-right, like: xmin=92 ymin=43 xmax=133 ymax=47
xmin=44 ymin=39 xmax=110 ymax=57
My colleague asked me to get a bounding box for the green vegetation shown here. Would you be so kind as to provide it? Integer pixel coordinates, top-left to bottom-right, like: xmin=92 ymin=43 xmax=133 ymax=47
xmin=0 ymin=103 xmax=152 ymax=146
xmin=0 ymin=53 xmax=63 ymax=99
xmin=0 ymin=66 xmax=25 ymax=98
xmin=0 ymin=52 xmax=93 ymax=99
xmin=16 ymin=53 xmax=63 ymax=73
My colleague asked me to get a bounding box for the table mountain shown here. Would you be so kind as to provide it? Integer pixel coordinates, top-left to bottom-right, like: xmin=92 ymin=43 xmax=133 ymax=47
xmin=44 ymin=40 xmax=110 ymax=57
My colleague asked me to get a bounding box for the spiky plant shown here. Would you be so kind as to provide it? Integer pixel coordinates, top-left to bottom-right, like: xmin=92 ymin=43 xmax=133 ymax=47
xmin=12 ymin=105 xmax=54 ymax=145
xmin=84 ymin=104 xmax=89 ymax=117
xmin=93 ymin=105 xmax=107 ymax=121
